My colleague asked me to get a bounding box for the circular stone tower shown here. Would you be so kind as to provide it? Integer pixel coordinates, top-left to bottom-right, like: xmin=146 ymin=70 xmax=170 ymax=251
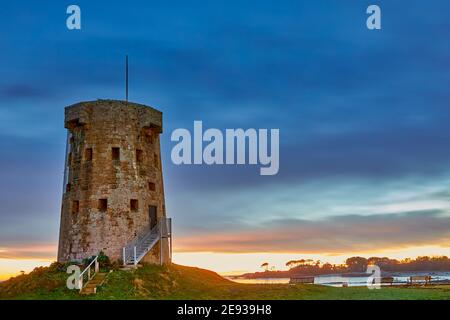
xmin=57 ymin=100 xmax=170 ymax=264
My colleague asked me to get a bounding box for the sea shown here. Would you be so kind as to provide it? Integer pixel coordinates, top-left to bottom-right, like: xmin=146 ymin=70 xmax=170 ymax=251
xmin=227 ymin=271 xmax=450 ymax=287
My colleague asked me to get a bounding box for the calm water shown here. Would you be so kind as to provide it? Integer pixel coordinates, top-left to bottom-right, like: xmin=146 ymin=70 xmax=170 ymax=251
xmin=227 ymin=278 xmax=291 ymax=284
xmin=227 ymin=272 xmax=450 ymax=287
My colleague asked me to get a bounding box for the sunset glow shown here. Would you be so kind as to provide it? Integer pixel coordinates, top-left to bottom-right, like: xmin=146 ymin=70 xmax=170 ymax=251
xmin=2 ymin=243 xmax=450 ymax=280
xmin=1 ymin=1 xmax=450 ymax=288
xmin=0 ymin=259 xmax=52 ymax=281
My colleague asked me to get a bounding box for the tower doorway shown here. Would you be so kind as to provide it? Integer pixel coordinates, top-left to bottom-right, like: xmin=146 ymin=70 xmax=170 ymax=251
xmin=149 ymin=205 xmax=157 ymax=229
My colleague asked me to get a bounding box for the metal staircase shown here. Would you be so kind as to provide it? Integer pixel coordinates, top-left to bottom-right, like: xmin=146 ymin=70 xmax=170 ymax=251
xmin=77 ymin=254 xmax=111 ymax=295
xmin=122 ymin=217 xmax=172 ymax=266
xmin=80 ymin=272 xmax=109 ymax=295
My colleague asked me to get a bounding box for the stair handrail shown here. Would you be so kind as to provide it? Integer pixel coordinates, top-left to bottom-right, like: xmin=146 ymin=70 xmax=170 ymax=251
xmin=122 ymin=221 xmax=161 ymax=265
xmin=78 ymin=254 xmax=99 ymax=292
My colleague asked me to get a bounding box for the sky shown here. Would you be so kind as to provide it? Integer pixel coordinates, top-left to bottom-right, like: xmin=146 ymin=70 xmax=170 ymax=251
xmin=1 ymin=1 xmax=450 ymax=279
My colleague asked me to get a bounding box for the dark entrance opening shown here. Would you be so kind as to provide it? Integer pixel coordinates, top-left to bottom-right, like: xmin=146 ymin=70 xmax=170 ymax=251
xmin=149 ymin=205 xmax=157 ymax=230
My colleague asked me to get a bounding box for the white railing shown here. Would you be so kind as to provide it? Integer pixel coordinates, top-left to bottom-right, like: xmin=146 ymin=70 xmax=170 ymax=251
xmin=166 ymin=218 xmax=172 ymax=262
xmin=78 ymin=255 xmax=99 ymax=292
xmin=161 ymin=217 xmax=172 ymax=238
xmin=123 ymin=222 xmax=160 ymax=266
xmin=122 ymin=217 xmax=172 ymax=266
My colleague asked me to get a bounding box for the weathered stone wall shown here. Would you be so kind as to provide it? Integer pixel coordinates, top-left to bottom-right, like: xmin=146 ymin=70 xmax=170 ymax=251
xmin=57 ymin=100 xmax=168 ymax=263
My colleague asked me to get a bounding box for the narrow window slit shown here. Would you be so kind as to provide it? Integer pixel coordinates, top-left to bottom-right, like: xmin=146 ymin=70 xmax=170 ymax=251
xmin=130 ymin=199 xmax=139 ymax=212
xmin=72 ymin=200 xmax=79 ymax=214
xmin=99 ymin=199 xmax=108 ymax=212
xmin=136 ymin=149 xmax=143 ymax=163
xmin=112 ymin=147 xmax=120 ymax=161
xmin=85 ymin=148 xmax=93 ymax=161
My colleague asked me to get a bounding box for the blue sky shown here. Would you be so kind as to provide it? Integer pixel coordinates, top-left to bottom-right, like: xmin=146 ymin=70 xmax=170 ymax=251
xmin=1 ymin=1 xmax=450 ymax=273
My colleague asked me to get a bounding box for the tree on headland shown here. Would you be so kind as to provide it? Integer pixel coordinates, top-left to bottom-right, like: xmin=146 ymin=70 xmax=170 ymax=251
xmin=321 ymin=263 xmax=333 ymax=273
xmin=286 ymin=260 xmax=301 ymax=269
xmin=345 ymin=257 xmax=368 ymax=272
xmin=249 ymin=256 xmax=450 ymax=279
xmin=260 ymin=262 xmax=269 ymax=272
xmin=305 ymin=259 xmax=314 ymax=266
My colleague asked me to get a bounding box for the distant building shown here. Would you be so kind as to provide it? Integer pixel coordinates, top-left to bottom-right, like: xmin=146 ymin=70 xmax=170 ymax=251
xmin=57 ymin=100 xmax=171 ymax=265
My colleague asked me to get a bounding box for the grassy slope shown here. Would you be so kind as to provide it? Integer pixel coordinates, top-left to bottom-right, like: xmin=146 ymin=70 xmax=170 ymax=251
xmin=1 ymin=263 xmax=449 ymax=300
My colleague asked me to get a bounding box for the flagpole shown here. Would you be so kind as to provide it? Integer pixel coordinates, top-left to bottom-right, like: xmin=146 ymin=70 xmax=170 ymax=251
xmin=126 ymin=55 xmax=129 ymax=103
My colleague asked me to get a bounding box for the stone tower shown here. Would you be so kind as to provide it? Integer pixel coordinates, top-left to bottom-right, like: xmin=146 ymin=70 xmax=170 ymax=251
xmin=57 ymin=100 xmax=171 ymax=264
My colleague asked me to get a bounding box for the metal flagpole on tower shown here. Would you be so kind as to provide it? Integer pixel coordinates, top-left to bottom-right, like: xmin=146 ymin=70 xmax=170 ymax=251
xmin=125 ymin=55 xmax=129 ymax=103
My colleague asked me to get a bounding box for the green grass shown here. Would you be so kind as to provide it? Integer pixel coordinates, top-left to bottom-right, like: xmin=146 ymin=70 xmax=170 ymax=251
xmin=1 ymin=263 xmax=450 ymax=300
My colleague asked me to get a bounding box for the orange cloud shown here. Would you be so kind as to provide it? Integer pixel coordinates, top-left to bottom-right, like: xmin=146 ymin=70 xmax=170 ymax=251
xmin=0 ymin=243 xmax=57 ymax=260
xmin=174 ymin=210 xmax=450 ymax=254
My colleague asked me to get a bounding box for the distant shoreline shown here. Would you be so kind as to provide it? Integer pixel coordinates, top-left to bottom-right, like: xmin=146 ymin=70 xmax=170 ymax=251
xmin=232 ymin=270 xmax=450 ymax=280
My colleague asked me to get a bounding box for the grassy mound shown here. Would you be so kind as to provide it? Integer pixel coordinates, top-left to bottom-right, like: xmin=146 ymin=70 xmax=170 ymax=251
xmin=1 ymin=263 xmax=450 ymax=300
xmin=0 ymin=263 xmax=236 ymax=300
xmin=0 ymin=262 xmax=78 ymax=299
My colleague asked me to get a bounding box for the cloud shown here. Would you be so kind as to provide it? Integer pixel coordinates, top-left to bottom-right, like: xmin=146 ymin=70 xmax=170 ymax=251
xmin=1 ymin=1 xmax=450 ymax=261
xmin=0 ymin=84 xmax=51 ymax=100
xmin=164 ymin=120 xmax=450 ymax=194
xmin=0 ymin=243 xmax=56 ymax=260
xmin=174 ymin=210 xmax=450 ymax=254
